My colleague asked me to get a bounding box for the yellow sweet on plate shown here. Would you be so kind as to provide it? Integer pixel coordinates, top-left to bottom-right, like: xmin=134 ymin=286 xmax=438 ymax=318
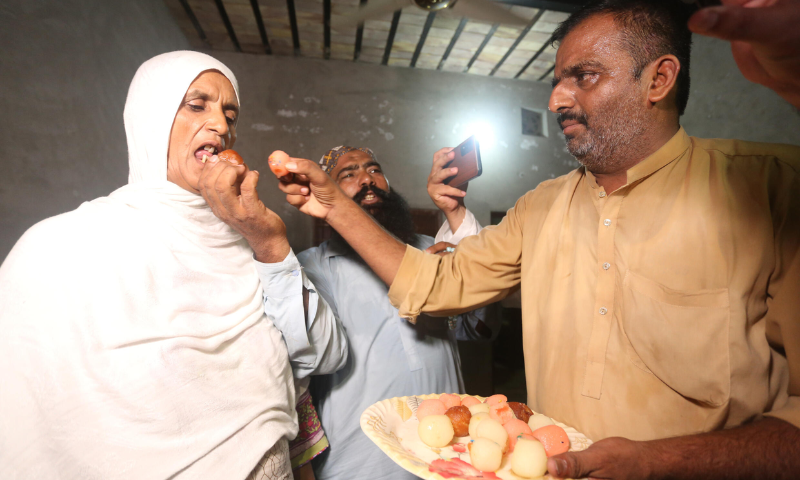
xmin=512 ymin=437 xmax=548 ymax=478
xmin=418 ymin=414 xmax=454 ymax=448
xmin=468 ymin=437 xmax=504 ymax=472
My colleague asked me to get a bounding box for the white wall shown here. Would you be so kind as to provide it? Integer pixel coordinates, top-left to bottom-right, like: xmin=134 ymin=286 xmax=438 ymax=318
xmin=2 ymin=0 xmax=799 ymax=261
xmin=0 ymin=0 xmax=190 ymax=260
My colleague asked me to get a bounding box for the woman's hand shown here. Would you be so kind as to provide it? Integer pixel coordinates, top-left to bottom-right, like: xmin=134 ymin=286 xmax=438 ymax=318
xmin=198 ymin=156 xmax=290 ymax=263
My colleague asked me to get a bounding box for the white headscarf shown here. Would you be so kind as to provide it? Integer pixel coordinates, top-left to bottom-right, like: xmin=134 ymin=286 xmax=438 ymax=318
xmin=0 ymin=51 xmax=296 ymax=479
xmin=124 ymin=50 xmax=239 ymax=184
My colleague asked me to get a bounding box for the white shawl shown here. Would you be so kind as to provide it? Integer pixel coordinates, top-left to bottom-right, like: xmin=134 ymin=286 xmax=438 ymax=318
xmin=0 ymin=51 xmax=296 ymax=479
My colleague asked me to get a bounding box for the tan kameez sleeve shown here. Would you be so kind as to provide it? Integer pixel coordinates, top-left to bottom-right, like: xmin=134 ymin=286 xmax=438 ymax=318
xmin=388 ymin=187 xmax=539 ymax=319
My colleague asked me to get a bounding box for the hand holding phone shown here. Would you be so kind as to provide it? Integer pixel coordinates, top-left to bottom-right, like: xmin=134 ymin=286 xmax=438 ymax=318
xmin=443 ymin=135 xmax=483 ymax=188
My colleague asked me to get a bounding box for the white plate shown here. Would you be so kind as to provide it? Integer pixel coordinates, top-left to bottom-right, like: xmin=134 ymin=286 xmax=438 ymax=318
xmin=360 ymin=393 xmax=593 ymax=480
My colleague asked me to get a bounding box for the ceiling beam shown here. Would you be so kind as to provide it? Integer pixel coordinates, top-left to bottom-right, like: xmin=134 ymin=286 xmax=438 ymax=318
xmin=249 ymin=0 xmax=272 ymax=54
xmin=178 ymin=0 xmax=210 ymax=48
xmin=213 ymin=0 xmax=241 ymax=52
xmin=491 ymin=0 xmax=583 ymax=12
xmin=286 ymin=0 xmax=302 ymax=54
xmin=489 ymin=8 xmax=545 ymax=76
xmin=464 ymin=23 xmax=499 ymax=73
xmin=514 ymin=33 xmax=554 ymax=78
xmin=382 ymin=10 xmax=402 ymax=66
xmin=353 ymin=0 xmax=369 ymax=61
xmin=324 ymin=0 xmax=332 ymax=59
xmin=437 ymin=17 xmax=468 ymax=70
xmin=410 ymin=12 xmax=436 ymax=68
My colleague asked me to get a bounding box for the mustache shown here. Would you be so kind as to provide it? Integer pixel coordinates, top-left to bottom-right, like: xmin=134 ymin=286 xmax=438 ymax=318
xmin=352 ymin=185 xmax=390 ymax=204
xmin=557 ymin=110 xmax=588 ymax=130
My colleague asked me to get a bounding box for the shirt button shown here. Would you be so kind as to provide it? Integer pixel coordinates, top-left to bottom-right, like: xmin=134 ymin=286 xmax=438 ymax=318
xmin=599 ymin=191 xmax=606 ymax=198
xmin=599 ymin=307 xmax=608 ymax=315
xmin=603 ymin=262 xmax=611 ymax=270
xmin=603 ymin=219 xmax=612 ymax=226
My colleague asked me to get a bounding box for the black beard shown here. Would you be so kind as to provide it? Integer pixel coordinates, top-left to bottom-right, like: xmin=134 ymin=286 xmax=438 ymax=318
xmin=332 ymin=185 xmax=417 ymax=246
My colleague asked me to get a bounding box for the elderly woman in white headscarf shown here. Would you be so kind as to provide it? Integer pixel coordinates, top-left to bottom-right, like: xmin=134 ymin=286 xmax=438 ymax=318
xmin=0 ymin=51 xmax=347 ymax=479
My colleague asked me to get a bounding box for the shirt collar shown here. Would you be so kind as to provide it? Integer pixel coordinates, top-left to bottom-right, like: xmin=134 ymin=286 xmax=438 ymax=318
xmin=583 ymin=127 xmax=691 ymax=190
xmin=625 ymin=126 xmax=691 ymax=185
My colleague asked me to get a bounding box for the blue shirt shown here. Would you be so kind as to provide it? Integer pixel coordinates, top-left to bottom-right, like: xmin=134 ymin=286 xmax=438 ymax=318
xmin=298 ymin=234 xmax=493 ymax=480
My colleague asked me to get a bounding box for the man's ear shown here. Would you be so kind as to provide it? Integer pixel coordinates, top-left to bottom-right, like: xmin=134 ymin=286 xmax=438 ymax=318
xmin=646 ymin=54 xmax=681 ymax=105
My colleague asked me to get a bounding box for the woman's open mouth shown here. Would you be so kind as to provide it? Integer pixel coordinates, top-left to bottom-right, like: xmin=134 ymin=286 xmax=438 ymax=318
xmin=195 ymin=144 xmax=219 ymax=163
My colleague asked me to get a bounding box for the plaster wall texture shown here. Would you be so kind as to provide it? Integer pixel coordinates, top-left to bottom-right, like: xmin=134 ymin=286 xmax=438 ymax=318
xmin=1 ymin=0 xmax=799 ymax=262
xmin=0 ymin=0 xmax=191 ymax=261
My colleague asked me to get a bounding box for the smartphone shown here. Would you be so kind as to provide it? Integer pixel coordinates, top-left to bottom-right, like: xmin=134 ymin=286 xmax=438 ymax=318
xmin=444 ymin=135 xmax=482 ymax=188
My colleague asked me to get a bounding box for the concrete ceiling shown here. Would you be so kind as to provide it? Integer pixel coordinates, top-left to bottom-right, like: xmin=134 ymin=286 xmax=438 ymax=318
xmin=164 ymin=0 xmax=580 ymax=81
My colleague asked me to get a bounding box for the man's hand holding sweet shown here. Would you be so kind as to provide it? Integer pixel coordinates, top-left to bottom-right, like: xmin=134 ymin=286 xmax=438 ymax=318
xmin=688 ymin=0 xmax=800 ymax=109
xmin=427 ymin=147 xmax=469 ymax=233
xmin=198 ymin=155 xmax=290 ymax=263
xmin=279 ymin=158 xmax=353 ymax=221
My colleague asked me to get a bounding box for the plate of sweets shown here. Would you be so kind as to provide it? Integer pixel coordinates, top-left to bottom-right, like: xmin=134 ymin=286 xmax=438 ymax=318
xmin=360 ymin=393 xmax=593 ymax=480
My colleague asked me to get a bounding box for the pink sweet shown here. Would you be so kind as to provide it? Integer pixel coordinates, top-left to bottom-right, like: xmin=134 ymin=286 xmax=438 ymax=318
xmin=416 ymin=398 xmax=447 ymax=421
xmin=439 ymin=393 xmax=462 ymax=410
xmin=460 ymin=396 xmax=481 ymax=407
xmin=485 ymin=394 xmax=507 ymax=406
xmin=488 ymin=402 xmax=515 ymax=425
xmin=503 ymin=418 xmax=534 ymax=452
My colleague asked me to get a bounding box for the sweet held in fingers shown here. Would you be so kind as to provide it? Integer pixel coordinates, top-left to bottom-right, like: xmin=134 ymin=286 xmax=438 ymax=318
xmin=201 ymin=149 xmax=245 ymax=166
xmin=269 ymin=150 xmax=294 ymax=181
xmin=218 ymin=149 xmax=245 ymax=166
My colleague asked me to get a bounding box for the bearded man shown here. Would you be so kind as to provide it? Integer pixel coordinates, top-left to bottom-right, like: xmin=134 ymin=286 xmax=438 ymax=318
xmin=279 ymin=1 xmax=800 ymax=478
xmin=297 ymin=146 xmax=497 ymax=480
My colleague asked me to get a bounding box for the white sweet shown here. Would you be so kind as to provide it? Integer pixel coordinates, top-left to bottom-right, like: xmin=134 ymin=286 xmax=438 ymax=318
xmin=528 ymin=413 xmax=554 ymax=431
xmin=468 ymin=412 xmax=490 ymax=438
xmin=469 ymin=438 xmax=504 ymax=472
xmin=418 ymin=414 xmax=454 ymax=448
xmin=511 ymin=438 xmax=548 ymax=478
xmin=475 ymin=418 xmax=508 ymax=452
xmin=468 ymin=403 xmax=491 ymax=415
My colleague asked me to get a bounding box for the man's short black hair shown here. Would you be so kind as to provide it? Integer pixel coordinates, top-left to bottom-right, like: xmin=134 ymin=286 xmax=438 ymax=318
xmin=551 ymin=0 xmax=694 ymax=115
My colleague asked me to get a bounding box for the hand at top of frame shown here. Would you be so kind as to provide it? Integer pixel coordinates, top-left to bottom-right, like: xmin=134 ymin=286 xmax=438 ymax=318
xmin=688 ymin=0 xmax=800 ymax=109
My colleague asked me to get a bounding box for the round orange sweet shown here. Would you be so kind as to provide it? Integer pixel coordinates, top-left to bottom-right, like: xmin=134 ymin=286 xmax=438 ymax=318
xmin=503 ymin=418 xmax=533 ymax=452
xmin=444 ymin=406 xmax=472 ymax=437
xmin=485 ymin=394 xmax=507 ymax=406
xmin=439 ymin=393 xmax=461 ymax=410
xmin=507 ymin=402 xmax=533 ymax=423
xmin=531 ymin=425 xmax=570 ymax=457
xmin=268 ymin=150 xmax=290 ymax=178
xmin=218 ymin=149 xmax=244 ymax=166
xmin=488 ymin=402 xmax=515 ymax=425
xmin=460 ymin=396 xmax=481 ymax=407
